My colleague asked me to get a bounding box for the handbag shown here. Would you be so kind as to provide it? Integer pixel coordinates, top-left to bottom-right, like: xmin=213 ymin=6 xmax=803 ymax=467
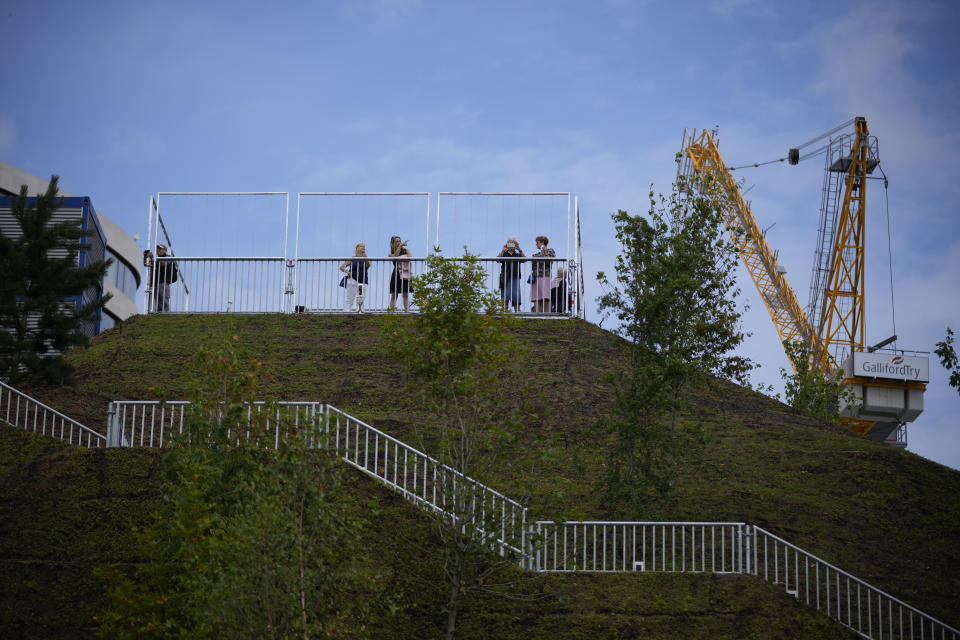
xmin=339 ymin=276 xmax=348 ymax=288
xmin=527 ymin=273 xmax=536 ymax=284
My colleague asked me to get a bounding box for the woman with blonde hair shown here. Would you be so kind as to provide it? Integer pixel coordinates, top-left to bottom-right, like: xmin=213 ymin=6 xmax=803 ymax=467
xmin=339 ymin=242 xmax=370 ymax=312
xmin=530 ymin=235 xmax=555 ymax=313
xmin=388 ymin=235 xmax=413 ymax=312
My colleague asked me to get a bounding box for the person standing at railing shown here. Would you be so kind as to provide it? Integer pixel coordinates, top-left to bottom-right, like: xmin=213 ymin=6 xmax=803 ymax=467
xmin=550 ymin=266 xmax=572 ymax=314
xmin=496 ymin=237 xmax=525 ymax=312
xmin=142 ymin=243 xmax=178 ymax=312
xmin=388 ymin=235 xmax=413 ymax=312
xmin=530 ymin=235 xmax=555 ymax=313
xmin=339 ymin=242 xmax=370 ymax=313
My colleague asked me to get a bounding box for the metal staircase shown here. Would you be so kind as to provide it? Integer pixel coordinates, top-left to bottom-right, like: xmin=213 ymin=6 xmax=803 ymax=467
xmin=2 ymin=380 xmax=957 ymax=640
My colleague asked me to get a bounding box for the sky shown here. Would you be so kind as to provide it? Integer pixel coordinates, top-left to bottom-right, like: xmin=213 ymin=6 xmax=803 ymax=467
xmin=2 ymin=0 xmax=959 ymax=469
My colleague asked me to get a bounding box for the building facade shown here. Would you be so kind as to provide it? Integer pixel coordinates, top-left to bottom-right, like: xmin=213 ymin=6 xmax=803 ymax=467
xmin=0 ymin=160 xmax=141 ymax=334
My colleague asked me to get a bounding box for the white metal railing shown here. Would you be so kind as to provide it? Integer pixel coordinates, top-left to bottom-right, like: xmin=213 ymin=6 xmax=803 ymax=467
xmin=105 ymin=400 xmax=528 ymax=555
xmin=326 ymin=406 xmax=527 ymax=554
xmin=884 ymin=425 xmax=908 ymax=448
xmin=527 ymin=521 xmax=747 ymax=574
xmin=10 ymin=390 xmax=957 ymax=638
xmin=293 ymin=257 xmax=426 ymax=313
xmin=0 ymin=380 xmax=106 ymax=447
xmin=106 ymin=400 xmax=325 ymax=448
xmin=751 ymin=526 xmax=958 ymax=640
xmin=292 ymin=255 xmax=575 ymax=315
xmin=147 ymin=255 xmax=580 ymax=316
xmin=151 ymin=256 xmax=287 ymax=313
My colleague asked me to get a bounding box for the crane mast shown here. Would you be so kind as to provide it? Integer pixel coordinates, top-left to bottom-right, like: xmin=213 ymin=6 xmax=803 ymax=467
xmin=811 ymin=117 xmax=874 ymax=373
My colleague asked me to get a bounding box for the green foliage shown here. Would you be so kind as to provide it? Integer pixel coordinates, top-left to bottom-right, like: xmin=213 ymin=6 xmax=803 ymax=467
xmin=780 ymin=340 xmax=849 ymax=423
xmin=0 ymin=175 xmax=111 ymax=384
xmin=383 ymin=248 xmax=529 ymax=640
xmin=98 ymin=334 xmax=372 ymax=639
xmin=383 ymin=248 xmax=522 ymax=480
xmin=935 ymin=327 xmax=960 ymax=396
xmin=596 ymin=174 xmax=750 ymax=511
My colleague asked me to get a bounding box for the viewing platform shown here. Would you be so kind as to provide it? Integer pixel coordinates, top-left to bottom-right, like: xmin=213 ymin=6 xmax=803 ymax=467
xmin=142 ymin=191 xmax=584 ymax=317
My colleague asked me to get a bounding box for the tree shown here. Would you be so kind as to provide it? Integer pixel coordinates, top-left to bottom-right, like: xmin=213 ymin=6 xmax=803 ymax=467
xmin=596 ymin=173 xmax=751 ymax=511
xmin=935 ymin=327 xmax=960 ymax=396
xmin=779 ymin=340 xmax=846 ymax=422
xmin=383 ymin=248 xmax=529 ymax=640
xmin=98 ymin=334 xmax=373 ymax=639
xmin=0 ymin=175 xmax=111 ymax=383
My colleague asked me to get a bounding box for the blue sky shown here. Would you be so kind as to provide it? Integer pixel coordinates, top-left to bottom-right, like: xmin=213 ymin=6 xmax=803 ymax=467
xmin=3 ymin=0 xmax=959 ymax=470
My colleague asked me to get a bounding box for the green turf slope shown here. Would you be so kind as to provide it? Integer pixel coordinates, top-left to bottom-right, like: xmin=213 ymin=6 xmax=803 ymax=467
xmin=2 ymin=313 xmax=957 ymax=637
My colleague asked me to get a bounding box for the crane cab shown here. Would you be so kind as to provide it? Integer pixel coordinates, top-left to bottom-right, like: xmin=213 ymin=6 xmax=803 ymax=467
xmin=837 ymin=351 xmax=929 ymax=446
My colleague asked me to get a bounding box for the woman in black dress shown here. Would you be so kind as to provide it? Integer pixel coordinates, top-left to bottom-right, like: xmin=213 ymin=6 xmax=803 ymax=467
xmin=388 ymin=235 xmax=412 ymax=312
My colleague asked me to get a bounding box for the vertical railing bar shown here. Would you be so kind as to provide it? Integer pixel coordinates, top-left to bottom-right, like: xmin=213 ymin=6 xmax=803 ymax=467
xmin=816 ymin=562 xmax=821 ymax=612
xmin=826 ymin=566 xmax=831 ymax=618
xmin=671 ymin=525 xmax=676 ymax=572
xmin=663 ymin=524 xmax=668 ymax=572
xmin=592 ymin=524 xmax=597 ymax=571
xmin=642 ymin=525 xmax=646 ymax=572
xmin=622 ymin=524 xmax=627 ymax=572
xmin=602 ymin=524 xmax=607 ymax=571
xmin=722 ymin=527 xmax=726 ymax=574
xmin=701 ymin=525 xmax=705 ymax=573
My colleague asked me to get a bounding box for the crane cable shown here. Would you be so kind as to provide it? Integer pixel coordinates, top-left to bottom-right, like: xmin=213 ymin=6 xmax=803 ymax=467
xmin=727 ymin=117 xmax=858 ymax=171
xmin=729 ymin=156 xmax=788 ymax=171
xmin=718 ymin=117 xmax=900 ymax=350
xmin=793 ymin=117 xmax=858 ymax=151
xmin=879 ymin=164 xmax=897 ymax=347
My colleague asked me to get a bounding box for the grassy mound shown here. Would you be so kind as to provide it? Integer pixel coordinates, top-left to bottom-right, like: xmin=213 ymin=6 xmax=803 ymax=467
xmin=2 ymin=313 xmax=958 ymax=636
xmin=0 ymin=427 xmax=854 ymax=639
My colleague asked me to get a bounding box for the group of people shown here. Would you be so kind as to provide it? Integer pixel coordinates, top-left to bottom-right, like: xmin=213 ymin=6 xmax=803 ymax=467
xmin=496 ymin=235 xmax=570 ymax=313
xmin=340 ymin=233 xmax=570 ymax=314
xmin=339 ymin=235 xmax=412 ymax=313
xmin=145 ymin=235 xmax=570 ymax=314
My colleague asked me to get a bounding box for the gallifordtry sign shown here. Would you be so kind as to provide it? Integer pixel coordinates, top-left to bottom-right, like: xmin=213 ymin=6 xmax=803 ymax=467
xmin=853 ymin=351 xmax=929 ymax=382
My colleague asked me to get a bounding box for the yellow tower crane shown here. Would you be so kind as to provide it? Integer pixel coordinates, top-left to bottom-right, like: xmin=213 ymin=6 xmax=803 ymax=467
xmin=679 ymin=118 xmax=928 ymax=445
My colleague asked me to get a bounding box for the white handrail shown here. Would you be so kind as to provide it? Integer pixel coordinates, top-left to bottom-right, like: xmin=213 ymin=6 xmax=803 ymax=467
xmin=0 ymin=380 xmax=106 ymax=447
xmin=6 ymin=387 xmax=956 ymax=639
xmin=752 ymin=525 xmax=958 ymax=639
xmin=105 ymin=400 xmax=528 ymax=556
xmin=145 ymin=255 xmax=577 ymax=317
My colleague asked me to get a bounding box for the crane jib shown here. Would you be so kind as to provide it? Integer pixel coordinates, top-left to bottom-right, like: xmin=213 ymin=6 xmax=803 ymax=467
xmin=680 ymin=129 xmax=822 ymax=370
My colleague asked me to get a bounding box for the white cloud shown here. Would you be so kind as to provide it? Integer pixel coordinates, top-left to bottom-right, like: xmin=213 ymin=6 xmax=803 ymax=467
xmin=781 ymin=2 xmax=957 ymax=190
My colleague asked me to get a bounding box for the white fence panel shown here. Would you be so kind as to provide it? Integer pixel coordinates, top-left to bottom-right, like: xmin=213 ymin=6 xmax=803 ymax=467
xmin=151 ymin=257 xmax=287 ymax=313
xmin=529 ymin=521 xmax=746 ymax=574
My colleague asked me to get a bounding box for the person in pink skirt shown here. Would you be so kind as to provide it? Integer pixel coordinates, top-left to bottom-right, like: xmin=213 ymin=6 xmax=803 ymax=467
xmin=530 ymin=235 xmax=555 ymax=313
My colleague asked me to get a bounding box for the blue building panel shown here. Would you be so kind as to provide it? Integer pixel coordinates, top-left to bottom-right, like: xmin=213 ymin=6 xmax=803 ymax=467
xmin=0 ymin=195 xmax=107 ymax=337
